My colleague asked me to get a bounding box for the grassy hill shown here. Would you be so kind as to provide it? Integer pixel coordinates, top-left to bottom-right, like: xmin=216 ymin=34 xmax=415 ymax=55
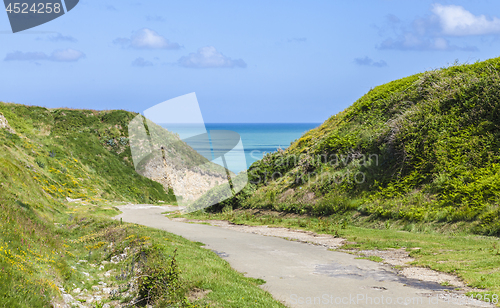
xmin=0 ymin=103 xmax=176 ymax=306
xmin=0 ymin=103 xmax=177 ymax=204
xmin=215 ymin=57 xmax=500 ymax=236
xmin=0 ymin=103 xmax=282 ymax=307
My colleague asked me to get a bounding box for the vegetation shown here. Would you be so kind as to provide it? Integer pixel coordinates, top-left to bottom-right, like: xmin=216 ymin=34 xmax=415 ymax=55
xmin=0 ymin=103 xmax=283 ymax=307
xmin=205 ymin=57 xmax=500 ymax=235
xmin=0 ymin=103 xmax=176 ymax=203
xmin=176 ymin=57 xmax=500 ymax=304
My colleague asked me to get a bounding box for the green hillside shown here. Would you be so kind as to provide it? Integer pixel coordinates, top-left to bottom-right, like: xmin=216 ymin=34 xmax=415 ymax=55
xmin=0 ymin=103 xmax=178 ymax=204
xmin=0 ymin=103 xmax=174 ymax=306
xmin=218 ymin=57 xmax=500 ymax=235
xmin=0 ymin=103 xmax=284 ymax=307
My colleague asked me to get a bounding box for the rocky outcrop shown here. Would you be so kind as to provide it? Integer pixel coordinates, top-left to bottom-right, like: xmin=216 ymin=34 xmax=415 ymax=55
xmin=0 ymin=113 xmax=15 ymax=133
xmin=142 ymin=156 xmax=229 ymax=203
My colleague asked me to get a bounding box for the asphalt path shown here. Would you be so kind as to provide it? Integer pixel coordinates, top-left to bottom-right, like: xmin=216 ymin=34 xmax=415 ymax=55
xmin=114 ymin=204 xmax=493 ymax=308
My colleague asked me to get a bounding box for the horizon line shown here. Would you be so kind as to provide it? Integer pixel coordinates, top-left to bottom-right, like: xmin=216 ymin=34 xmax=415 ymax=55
xmin=158 ymin=122 xmax=323 ymax=124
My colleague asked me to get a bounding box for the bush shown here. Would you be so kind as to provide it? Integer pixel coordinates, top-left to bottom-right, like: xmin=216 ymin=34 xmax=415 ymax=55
xmin=137 ymin=246 xmax=183 ymax=306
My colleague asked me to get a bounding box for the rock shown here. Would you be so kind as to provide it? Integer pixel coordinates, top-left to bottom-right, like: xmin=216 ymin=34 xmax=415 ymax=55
xmin=102 ymin=287 xmax=112 ymax=294
xmin=81 ymin=272 xmax=90 ymax=277
xmin=0 ymin=113 xmax=15 ymax=133
xmin=103 ymin=304 xmax=110 ymax=308
xmin=66 ymin=197 xmax=82 ymax=202
xmin=91 ymin=286 xmax=99 ymax=291
xmin=62 ymin=293 xmax=75 ymax=304
xmin=101 ymin=261 xmax=109 ymax=265
xmin=104 ymin=270 xmax=113 ymax=277
xmin=98 ymin=281 xmax=107 ymax=286
xmin=99 ymin=265 xmax=104 ymax=270
xmin=77 ymin=260 xmax=88 ymax=264
xmin=72 ymin=288 xmax=81 ymax=294
xmin=93 ymin=295 xmax=102 ymax=302
xmin=110 ymin=253 xmax=127 ymax=263
xmin=49 ymin=303 xmax=70 ymax=308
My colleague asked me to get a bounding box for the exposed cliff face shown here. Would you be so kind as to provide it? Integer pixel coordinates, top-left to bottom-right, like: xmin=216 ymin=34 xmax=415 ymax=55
xmin=141 ymin=155 xmax=229 ymax=202
xmin=126 ymin=114 xmax=233 ymax=204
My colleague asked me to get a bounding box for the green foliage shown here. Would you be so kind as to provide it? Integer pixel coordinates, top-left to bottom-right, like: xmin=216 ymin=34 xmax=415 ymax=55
xmin=202 ymin=57 xmax=500 ymax=233
xmin=0 ymin=102 xmax=176 ymax=204
xmin=0 ymin=103 xmax=284 ymax=308
xmin=137 ymin=246 xmax=183 ymax=306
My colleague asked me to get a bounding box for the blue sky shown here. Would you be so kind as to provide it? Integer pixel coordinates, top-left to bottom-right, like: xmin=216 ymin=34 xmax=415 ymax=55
xmin=1 ymin=0 xmax=500 ymax=123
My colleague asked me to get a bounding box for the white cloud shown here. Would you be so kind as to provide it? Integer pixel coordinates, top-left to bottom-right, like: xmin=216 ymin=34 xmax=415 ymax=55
xmin=132 ymin=57 xmax=153 ymax=67
xmin=376 ymin=5 xmax=488 ymax=51
xmin=379 ymin=34 xmax=463 ymax=51
xmin=4 ymin=51 xmax=47 ymax=61
xmin=4 ymin=49 xmax=85 ymax=62
xmin=114 ymin=28 xmax=180 ymax=50
xmin=354 ymin=56 xmax=387 ymax=67
xmin=432 ymin=4 xmax=500 ymax=36
xmin=50 ymin=49 xmax=85 ymax=62
xmin=47 ymin=33 xmax=77 ymax=42
xmin=178 ymin=46 xmax=246 ymax=68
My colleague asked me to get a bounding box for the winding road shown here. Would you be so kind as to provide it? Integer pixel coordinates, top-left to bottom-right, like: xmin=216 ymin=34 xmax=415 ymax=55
xmin=114 ymin=204 xmax=493 ymax=308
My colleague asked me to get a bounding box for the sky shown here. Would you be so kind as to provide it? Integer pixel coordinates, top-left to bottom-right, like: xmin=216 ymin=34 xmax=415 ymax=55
xmin=1 ymin=0 xmax=500 ymax=123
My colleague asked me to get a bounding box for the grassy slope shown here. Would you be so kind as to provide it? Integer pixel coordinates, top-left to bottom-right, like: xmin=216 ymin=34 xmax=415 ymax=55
xmin=0 ymin=103 xmax=176 ymax=203
xmin=220 ymin=57 xmax=500 ymax=236
xmin=0 ymin=103 xmax=283 ymax=307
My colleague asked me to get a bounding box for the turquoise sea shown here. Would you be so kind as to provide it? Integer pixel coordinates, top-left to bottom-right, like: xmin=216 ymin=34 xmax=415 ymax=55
xmin=160 ymin=123 xmax=320 ymax=173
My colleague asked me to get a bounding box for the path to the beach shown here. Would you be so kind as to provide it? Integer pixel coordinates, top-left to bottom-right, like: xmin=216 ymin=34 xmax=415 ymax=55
xmin=114 ymin=204 xmax=492 ymax=308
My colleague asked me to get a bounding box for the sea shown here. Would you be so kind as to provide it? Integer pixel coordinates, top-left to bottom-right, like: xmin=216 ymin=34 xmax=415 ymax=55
xmin=159 ymin=123 xmax=320 ymax=173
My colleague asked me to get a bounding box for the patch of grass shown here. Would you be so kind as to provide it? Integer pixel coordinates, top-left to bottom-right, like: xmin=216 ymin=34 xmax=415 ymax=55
xmin=0 ymin=197 xmax=286 ymax=307
xmin=355 ymin=256 xmax=384 ymax=262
